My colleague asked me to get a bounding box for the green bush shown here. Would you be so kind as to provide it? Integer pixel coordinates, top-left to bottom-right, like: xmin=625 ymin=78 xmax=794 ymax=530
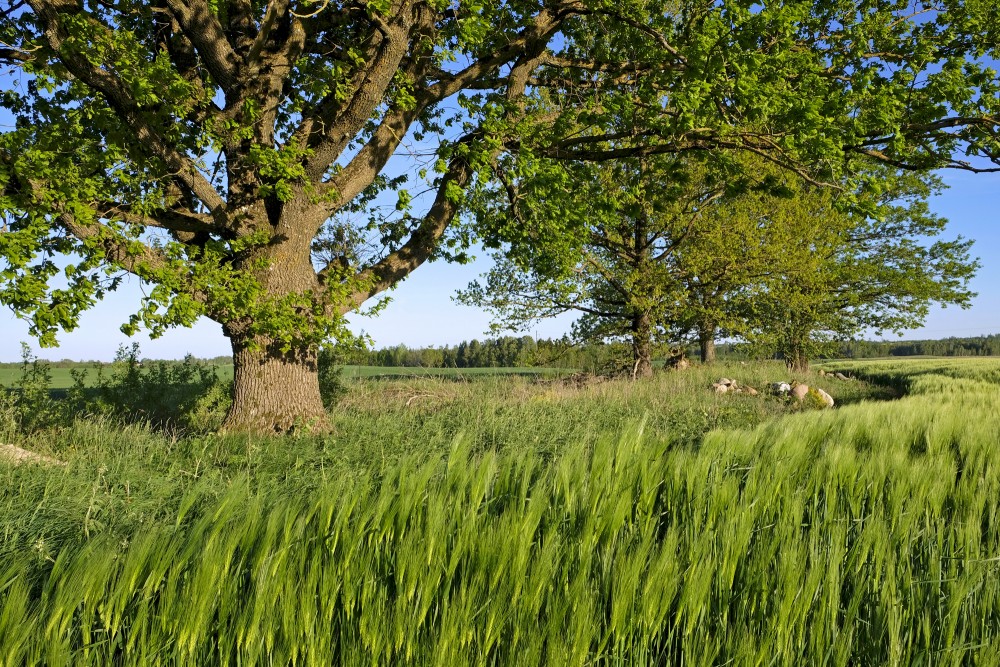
xmin=85 ymin=343 xmax=230 ymax=432
xmin=0 ymin=344 xmax=70 ymax=433
xmin=317 ymin=345 xmax=349 ymax=409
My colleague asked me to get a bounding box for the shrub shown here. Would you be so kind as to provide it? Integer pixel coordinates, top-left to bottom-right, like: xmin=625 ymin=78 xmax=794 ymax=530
xmin=86 ymin=344 xmax=230 ymax=432
xmin=317 ymin=345 xmax=348 ymax=409
xmin=1 ymin=344 xmax=69 ymax=433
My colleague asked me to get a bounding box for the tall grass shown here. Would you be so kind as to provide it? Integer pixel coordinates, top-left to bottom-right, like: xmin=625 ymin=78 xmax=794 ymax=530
xmin=2 ymin=360 xmax=1000 ymax=664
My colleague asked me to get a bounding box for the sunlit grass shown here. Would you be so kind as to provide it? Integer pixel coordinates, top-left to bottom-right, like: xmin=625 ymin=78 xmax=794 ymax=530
xmin=2 ymin=359 xmax=1000 ymax=664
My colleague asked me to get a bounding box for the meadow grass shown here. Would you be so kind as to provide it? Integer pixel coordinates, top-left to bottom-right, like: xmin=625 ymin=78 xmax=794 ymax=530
xmin=1 ymin=359 xmax=999 ymax=664
xmin=0 ymin=364 xmax=576 ymax=389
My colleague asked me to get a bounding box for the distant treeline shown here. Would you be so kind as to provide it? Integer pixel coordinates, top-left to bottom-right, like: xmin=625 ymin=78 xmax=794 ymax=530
xmin=337 ymin=334 xmax=1000 ymax=368
xmin=335 ymin=336 xmax=620 ymax=370
xmin=3 ymin=334 xmax=997 ymax=371
xmin=833 ymin=335 xmax=1000 ymax=359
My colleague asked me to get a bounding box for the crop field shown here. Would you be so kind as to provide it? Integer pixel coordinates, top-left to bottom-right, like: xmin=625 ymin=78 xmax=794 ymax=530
xmin=2 ymin=358 xmax=1000 ymax=664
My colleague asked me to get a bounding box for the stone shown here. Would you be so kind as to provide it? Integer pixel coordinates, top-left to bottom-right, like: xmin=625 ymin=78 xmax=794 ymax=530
xmin=791 ymin=384 xmax=810 ymax=401
xmin=0 ymin=444 xmax=65 ymax=467
xmin=815 ymin=387 xmax=835 ymax=408
xmin=817 ymin=369 xmax=826 ymax=376
xmin=713 ymin=383 xmax=730 ymax=394
xmin=745 ymin=387 xmax=758 ymax=396
xmin=834 ymin=372 xmax=849 ymax=381
xmin=772 ymin=382 xmax=792 ymax=395
xmin=674 ymin=358 xmax=691 ymax=370
xmin=719 ymin=377 xmax=734 ymax=386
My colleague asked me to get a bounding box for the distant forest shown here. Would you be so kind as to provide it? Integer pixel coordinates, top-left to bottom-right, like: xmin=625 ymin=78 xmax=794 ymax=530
xmin=4 ymin=334 xmax=998 ymax=371
xmin=331 ymin=334 xmax=1000 ymax=369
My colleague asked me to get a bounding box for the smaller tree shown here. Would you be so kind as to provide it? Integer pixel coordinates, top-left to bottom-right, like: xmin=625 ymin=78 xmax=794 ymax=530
xmin=462 ymin=156 xmax=739 ymax=377
xmin=464 ymin=155 xmax=978 ymax=375
xmin=737 ymin=171 xmax=979 ymax=371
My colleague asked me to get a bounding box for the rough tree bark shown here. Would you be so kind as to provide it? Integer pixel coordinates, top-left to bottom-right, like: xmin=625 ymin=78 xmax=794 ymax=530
xmin=217 ymin=195 xmax=332 ymax=432
xmin=698 ymin=325 xmax=717 ymax=364
xmin=630 ymin=312 xmax=654 ymax=379
xmin=224 ymin=335 xmax=327 ymax=433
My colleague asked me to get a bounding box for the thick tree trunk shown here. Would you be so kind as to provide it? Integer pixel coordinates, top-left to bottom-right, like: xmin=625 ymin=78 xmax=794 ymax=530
xmin=222 ymin=335 xmax=329 ymax=433
xmin=630 ymin=312 xmax=653 ymax=379
xmin=784 ymin=345 xmax=810 ymax=373
xmin=219 ymin=200 xmax=331 ymax=434
xmin=698 ymin=325 xmax=716 ymax=364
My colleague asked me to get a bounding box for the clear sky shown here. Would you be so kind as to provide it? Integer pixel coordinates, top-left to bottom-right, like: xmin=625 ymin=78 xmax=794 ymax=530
xmin=2 ymin=165 xmax=997 ymax=362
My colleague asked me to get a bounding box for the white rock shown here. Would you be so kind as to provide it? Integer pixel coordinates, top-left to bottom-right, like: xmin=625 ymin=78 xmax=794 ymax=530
xmin=791 ymin=384 xmax=810 ymax=401
xmin=815 ymin=387 xmax=835 ymax=408
xmin=772 ymin=382 xmax=792 ymax=395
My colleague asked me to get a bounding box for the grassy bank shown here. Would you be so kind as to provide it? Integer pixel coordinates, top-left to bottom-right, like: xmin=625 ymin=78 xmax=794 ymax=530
xmin=2 ymin=360 xmax=999 ymax=664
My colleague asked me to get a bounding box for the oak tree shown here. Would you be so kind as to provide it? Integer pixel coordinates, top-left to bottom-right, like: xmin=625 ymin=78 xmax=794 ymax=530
xmin=735 ymin=172 xmax=979 ymax=372
xmin=460 ymin=155 xmax=745 ymax=377
xmin=1 ymin=0 xmax=999 ymax=430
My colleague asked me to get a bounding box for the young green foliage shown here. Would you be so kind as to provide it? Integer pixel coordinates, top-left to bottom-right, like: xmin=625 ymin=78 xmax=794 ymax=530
xmin=737 ymin=170 xmax=979 ymax=370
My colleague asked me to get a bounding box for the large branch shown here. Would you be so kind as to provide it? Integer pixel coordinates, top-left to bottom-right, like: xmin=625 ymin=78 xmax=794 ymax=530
xmin=152 ymin=8 xmax=222 ymax=126
xmin=299 ymin=3 xmax=416 ymax=181
xmin=305 ymin=0 xmax=587 ymax=189
xmin=0 ymin=47 xmax=34 ymax=64
xmin=329 ymin=6 xmax=568 ymax=309
xmin=532 ymin=131 xmax=840 ymax=189
xmin=317 ymin=21 xmax=438 ymax=210
xmin=423 ymin=1 xmax=584 ymax=102
xmin=162 ymin=0 xmax=242 ymax=96
xmin=93 ymin=202 xmax=219 ymax=236
xmin=2 ymin=156 xmax=183 ymax=282
xmin=319 ymin=94 xmax=425 ymax=214
xmin=246 ymin=0 xmax=292 ymax=66
xmin=335 ymin=151 xmax=473 ymax=311
xmin=57 ymin=213 xmax=174 ymax=279
xmin=27 ymin=0 xmax=229 ymax=220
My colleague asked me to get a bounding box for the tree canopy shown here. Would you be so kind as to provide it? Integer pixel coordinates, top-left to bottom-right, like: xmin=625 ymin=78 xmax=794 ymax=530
xmin=463 ymin=153 xmax=978 ymax=373
xmin=1 ymin=0 xmax=999 ymax=430
xmin=736 ymin=171 xmax=979 ymax=370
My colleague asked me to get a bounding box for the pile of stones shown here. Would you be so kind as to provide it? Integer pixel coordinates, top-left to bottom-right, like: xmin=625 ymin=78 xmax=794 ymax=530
xmin=711 ymin=377 xmax=759 ymax=396
xmin=711 ymin=376 xmax=837 ymax=408
xmin=771 ymin=381 xmax=835 ymax=408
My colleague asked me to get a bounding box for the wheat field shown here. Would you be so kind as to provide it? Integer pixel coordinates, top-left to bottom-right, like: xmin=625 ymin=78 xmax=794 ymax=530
xmin=1 ymin=359 xmax=999 ymax=665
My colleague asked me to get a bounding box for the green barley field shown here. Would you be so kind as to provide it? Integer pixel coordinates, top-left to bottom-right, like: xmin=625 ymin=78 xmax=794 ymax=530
xmin=2 ymin=358 xmax=1000 ymax=664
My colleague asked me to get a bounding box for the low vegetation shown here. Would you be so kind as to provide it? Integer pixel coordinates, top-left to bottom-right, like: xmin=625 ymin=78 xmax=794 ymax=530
xmin=2 ymin=358 xmax=1000 ymax=664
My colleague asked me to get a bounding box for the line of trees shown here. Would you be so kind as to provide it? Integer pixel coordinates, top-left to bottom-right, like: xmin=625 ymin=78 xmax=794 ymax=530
xmin=337 ymin=334 xmax=1000 ymax=370
xmin=463 ymin=155 xmax=978 ymax=374
xmin=837 ymin=336 xmax=1000 ymax=359
xmin=338 ymin=336 xmax=623 ymax=370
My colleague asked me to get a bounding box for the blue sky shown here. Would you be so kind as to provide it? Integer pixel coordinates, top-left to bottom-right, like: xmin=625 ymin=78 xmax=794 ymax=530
xmin=2 ymin=165 xmax=998 ymax=362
